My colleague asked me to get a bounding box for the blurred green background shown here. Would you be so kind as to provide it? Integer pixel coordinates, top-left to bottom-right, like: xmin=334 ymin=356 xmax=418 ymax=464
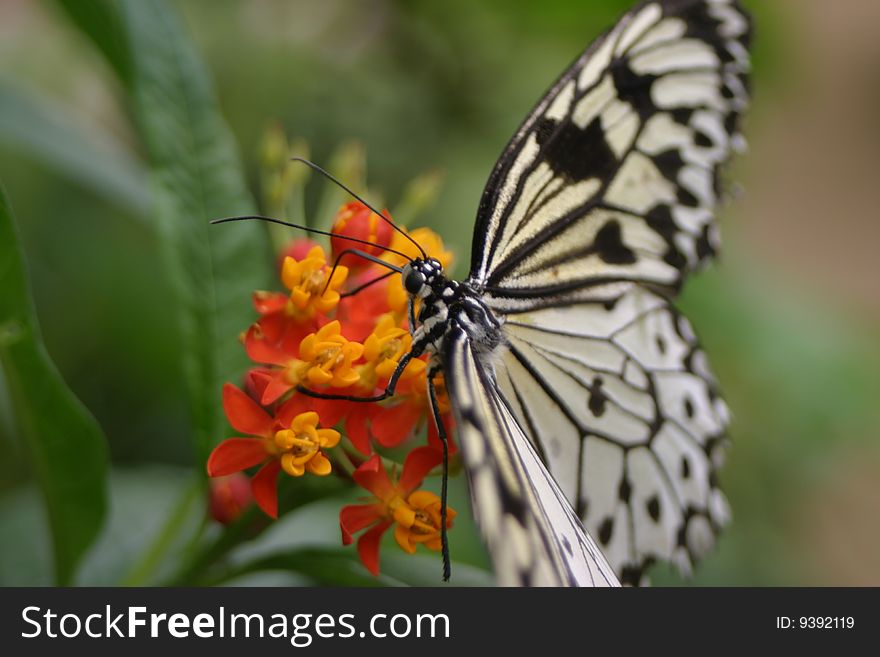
xmin=1 ymin=0 xmax=878 ymax=586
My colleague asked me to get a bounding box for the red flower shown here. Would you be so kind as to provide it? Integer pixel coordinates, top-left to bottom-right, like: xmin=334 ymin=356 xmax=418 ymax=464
xmin=339 ymin=447 xmax=455 ymax=576
xmin=245 ymin=320 xmax=365 ymax=405
xmin=330 ymin=202 xmax=394 ymax=268
xmin=207 ymin=384 xmax=340 ymax=518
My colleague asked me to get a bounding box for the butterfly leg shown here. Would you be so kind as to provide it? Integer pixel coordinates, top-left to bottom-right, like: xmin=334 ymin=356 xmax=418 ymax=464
xmin=427 ymin=363 xmax=451 ymax=582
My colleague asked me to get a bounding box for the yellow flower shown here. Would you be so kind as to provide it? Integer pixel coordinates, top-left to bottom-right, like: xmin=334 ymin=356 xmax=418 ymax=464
xmin=281 ymin=246 xmax=348 ymax=317
xmin=392 ymin=490 xmax=456 ymax=554
xmin=286 ymin=320 xmax=364 ymax=388
xmin=358 ymin=314 xmax=426 ymax=389
xmin=273 ymin=411 xmax=341 ymax=477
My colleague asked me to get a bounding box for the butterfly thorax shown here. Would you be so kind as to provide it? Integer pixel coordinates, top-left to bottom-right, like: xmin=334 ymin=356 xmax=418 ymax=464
xmin=402 ymin=258 xmax=504 ymax=362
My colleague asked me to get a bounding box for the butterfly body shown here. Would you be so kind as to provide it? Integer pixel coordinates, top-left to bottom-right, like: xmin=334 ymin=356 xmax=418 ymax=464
xmin=403 ymin=259 xmax=504 ymax=363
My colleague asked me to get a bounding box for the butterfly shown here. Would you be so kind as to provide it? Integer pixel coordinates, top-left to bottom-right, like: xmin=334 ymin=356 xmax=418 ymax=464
xmin=221 ymin=0 xmax=751 ymax=586
xmin=416 ymin=0 xmax=751 ymax=586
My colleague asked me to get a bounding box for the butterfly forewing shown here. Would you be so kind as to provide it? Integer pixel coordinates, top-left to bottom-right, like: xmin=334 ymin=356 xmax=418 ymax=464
xmin=469 ymin=0 xmax=751 ymax=301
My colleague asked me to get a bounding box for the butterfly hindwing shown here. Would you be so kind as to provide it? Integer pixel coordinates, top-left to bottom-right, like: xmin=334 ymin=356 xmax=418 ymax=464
xmin=443 ymin=326 xmax=619 ymax=587
xmin=469 ymin=0 xmax=751 ymax=304
xmin=493 ymin=286 xmax=730 ymax=584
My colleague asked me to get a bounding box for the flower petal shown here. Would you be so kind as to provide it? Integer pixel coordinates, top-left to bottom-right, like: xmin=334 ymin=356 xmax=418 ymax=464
xmin=275 ymin=393 xmax=317 ymax=427
xmin=352 ymin=454 xmax=394 ymax=500
xmin=398 ymin=446 xmax=443 ymax=494
xmin=357 ymin=519 xmax=393 ymax=576
xmin=243 ymin=322 xmax=290 ymax=366
xmin=345 ymin=408 xmax=373 ymax=456
xmin=206 ymin=438 xmax=267 ymax=477
xmin=407 ymin=489 xmax=441 ymax=510
xmin=251 ymin=460 xmax=282 ymax=518
xmin=339 ymin=503 xmax=384 ymax=544
xmin=260 ymin=373 xmax=295 ymax=406
xmin=393 ymin=523 xmax=417 ymax=554
xmin=306 ymin=451 xmax=332 ymax=476
xmin=222 ymin=383 xmax=274 ymax=436
xmin=317 ymin=428 xmax=341 ymax=449
xmin=371 ymin=402 xmax=424 ymax=448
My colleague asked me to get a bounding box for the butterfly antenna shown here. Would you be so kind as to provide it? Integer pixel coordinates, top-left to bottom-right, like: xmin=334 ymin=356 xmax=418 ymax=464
xmin=290 ymin=156 xmax=428 ymax=260
xmin=210 ymin=215 xmax=412 ymax=262
xmin=321 ymin=249 xmax=401 ymax=298
xmin=340 ymin=270 xmax=396 ymax=299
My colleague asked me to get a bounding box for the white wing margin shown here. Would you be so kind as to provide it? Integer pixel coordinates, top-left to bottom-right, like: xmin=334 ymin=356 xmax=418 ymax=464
xmin=494 ymin=285 xmax=730 ymax=584
xmin=443 ymin=325 xmax=619 ymax=587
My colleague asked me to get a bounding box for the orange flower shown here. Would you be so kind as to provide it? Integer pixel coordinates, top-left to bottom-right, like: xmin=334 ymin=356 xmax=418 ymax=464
xmin=207 ymin=384 xmax=340 ymax=518
xmin=281 ymin=245 xmax=348 ymax=317
xmin=339 ymin=447 xmax=455 ymax=575
xmin=273 ymin=411 xmax=341 ymax=477
xmin=245 ymin=320 xmax=365 ymax=405
xmin=358 ymin=313 xmax=425 ymax=390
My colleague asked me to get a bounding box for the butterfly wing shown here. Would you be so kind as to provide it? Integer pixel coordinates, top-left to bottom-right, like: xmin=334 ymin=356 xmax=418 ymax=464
xmin=469 ymin=0 xmax=751 ymax=306
xmin=466 ymin=0 xmax=750 ymax=583
xmin=493 ymin=286 xmax=730 ymax=584
xmin=443 ymin=325 xmax=619 ymax=587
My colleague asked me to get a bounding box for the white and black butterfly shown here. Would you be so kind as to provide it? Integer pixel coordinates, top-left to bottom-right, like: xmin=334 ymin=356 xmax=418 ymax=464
xmin=220 ymin=0 xmax=751 ymax=586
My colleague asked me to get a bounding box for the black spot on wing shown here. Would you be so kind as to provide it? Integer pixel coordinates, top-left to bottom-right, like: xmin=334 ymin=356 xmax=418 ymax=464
xmin=684 ymin=396 xmax=695 ymax=419
xmin=618 ymin=477 xmax=631 ymax=504
xmin=561 ymin=535 xmax=574 ymax=556
xmin=724 ymin=112 xmax=739 ymax=137
xmin=655 ymin=334 xmax=667 ymax=355
xmin=646 ymin=495 xmax=661 ymax=522
xmin=598 ymin=516 xmax=614 ymax=546
xmin=694 ymin=130 xmax=713 ymax=148
xmin=681 ymin=456 xmax=691 ymax=480
xmin=594 ymin=220 xmax=636 ymax=264
xmin=620 ymin=555 xmax=656 ymax=587
xmin=644 ymin=204 xmax=687 ymax=271
xmin=587 ymin=376 xmax=608 ymax=417
xmin=695 ymin=224 xmax=716 ymax=260
xmin=676 ymin=186 xmax=699 ymax=208
xmin=671 ymin=107 xmax=694 ymax=126
xmin=610 ymin=58 xmax=656 ymax=120
xmin=654 ymin=149 xmax=685 ymax=184
xmin=535 ymin=116 xmax=618 ymax=182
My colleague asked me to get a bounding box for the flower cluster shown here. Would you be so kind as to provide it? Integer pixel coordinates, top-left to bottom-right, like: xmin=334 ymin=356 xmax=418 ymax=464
xmin=207 ymin=198 xmax=456 ymax=576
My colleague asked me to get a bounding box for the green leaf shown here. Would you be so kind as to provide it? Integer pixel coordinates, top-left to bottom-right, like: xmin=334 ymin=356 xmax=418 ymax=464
xmin=76 ymin=466 xmax=201 ymax=586
xmin=0 ymin=185 xmax=108 ymax=585
xmin=0 ymin=78 xmax=151 ymax=214
xmin=58 ymin=0 xmax=273 ymax=464
xmin=53 ymin=0 xmax=133 ymax=83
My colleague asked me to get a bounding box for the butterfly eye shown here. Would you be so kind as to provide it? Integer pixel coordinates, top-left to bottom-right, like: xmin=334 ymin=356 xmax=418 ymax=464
xmin=403 ymin=268 xmax=426 ymax=294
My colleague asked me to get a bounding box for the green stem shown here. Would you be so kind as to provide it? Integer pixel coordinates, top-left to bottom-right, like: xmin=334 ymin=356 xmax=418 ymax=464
xmin=120 ymin=478 xmax=203 ymax=586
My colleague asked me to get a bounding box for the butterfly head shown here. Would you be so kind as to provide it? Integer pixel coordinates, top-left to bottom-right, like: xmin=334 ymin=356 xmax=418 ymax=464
xmin=402 ymin=257 xmax=443 ymax=298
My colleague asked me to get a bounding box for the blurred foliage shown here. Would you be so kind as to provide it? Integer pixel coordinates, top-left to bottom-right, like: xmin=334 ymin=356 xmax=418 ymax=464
xmin=0 ymin=0 xmax=877 ymax=587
